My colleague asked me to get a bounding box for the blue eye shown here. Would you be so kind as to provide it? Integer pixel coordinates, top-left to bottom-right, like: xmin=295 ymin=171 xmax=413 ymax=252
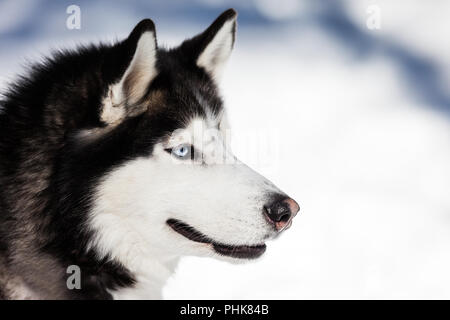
xmin=166 ymin=144 xmax=192 ymax=159
xmin=174 ymin=145 xmax=189 ymax=158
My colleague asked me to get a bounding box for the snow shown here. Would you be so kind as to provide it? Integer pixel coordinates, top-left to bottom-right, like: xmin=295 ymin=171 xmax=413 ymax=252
xmin=1 ymin=0 xmax=450 ymax=299
xmin=164 ymin=41 xmax=450 ymax=300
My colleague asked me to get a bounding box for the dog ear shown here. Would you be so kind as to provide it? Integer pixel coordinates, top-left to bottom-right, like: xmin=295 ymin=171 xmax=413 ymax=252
xmin=180 ymin=9 xmax=237 ymax=81
xmin=101 ymin=19 xmax=158 ymax=125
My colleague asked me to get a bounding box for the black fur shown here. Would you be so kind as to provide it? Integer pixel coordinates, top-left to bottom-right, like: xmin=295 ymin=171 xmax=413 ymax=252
xmin=0 ymin=9 xmax=236 ymax=299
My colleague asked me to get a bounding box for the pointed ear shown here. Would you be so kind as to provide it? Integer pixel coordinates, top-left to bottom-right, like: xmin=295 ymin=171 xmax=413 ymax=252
xmin=181 ymin=9 xmax=237 ymax=81
xmin=197 ymin=9 xmax=237 ymax=80
xmin=102 ymin=19 xmax=158 ymax=124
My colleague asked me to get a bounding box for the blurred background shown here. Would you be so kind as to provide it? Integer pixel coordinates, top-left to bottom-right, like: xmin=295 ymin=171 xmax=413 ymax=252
xmin=1 ymin=0 xmax=450 ymax=299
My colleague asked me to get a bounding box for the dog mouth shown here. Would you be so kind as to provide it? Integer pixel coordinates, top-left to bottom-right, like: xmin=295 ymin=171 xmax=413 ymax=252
xmin=166 ymin=219 xmax=266 ymax=259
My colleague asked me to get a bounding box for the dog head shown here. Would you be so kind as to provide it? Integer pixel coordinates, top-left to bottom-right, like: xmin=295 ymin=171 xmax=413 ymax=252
xmin=76 ymin=9 xmax=299 ymax=268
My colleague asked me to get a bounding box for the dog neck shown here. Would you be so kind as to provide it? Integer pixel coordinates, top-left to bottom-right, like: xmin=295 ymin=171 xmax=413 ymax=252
xmin=109 ymin=255 xmax=180 ymax=300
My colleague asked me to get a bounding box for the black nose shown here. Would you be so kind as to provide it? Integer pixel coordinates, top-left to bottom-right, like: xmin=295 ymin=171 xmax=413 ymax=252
xmin=263 ymin=196 xmax=300 ymax=231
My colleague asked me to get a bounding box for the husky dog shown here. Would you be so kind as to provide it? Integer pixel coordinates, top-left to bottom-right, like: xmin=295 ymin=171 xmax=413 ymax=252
xmin=0 ymin=9 xmax=299 ymax=299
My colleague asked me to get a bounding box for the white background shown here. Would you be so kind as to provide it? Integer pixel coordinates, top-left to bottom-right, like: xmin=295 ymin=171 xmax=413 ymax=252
xmin=1 ymin=0 xmax=449 ymax=299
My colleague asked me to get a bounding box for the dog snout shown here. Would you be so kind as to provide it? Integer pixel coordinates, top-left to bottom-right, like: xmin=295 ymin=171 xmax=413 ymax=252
xmin=263 ymin=196 xmax=300 ymax=232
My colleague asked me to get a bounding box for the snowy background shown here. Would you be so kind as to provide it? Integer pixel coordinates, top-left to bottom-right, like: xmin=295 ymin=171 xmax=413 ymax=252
xmin=1 ymin=0 xmax=450 ymax=299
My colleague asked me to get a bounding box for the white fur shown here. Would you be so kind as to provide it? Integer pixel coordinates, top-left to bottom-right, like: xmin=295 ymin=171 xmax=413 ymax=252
xmin=89 ymin=18 xmax=283 ymax=299
xmin=100 ymin=89 xmax=126 ymax=125
xmin=197 ymin=19 xmax=235 ymax=80
xmin=101 ymin=31 xmax=157 ymax=124
xmin=87 ymin=114 xmax=282 ymax=299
